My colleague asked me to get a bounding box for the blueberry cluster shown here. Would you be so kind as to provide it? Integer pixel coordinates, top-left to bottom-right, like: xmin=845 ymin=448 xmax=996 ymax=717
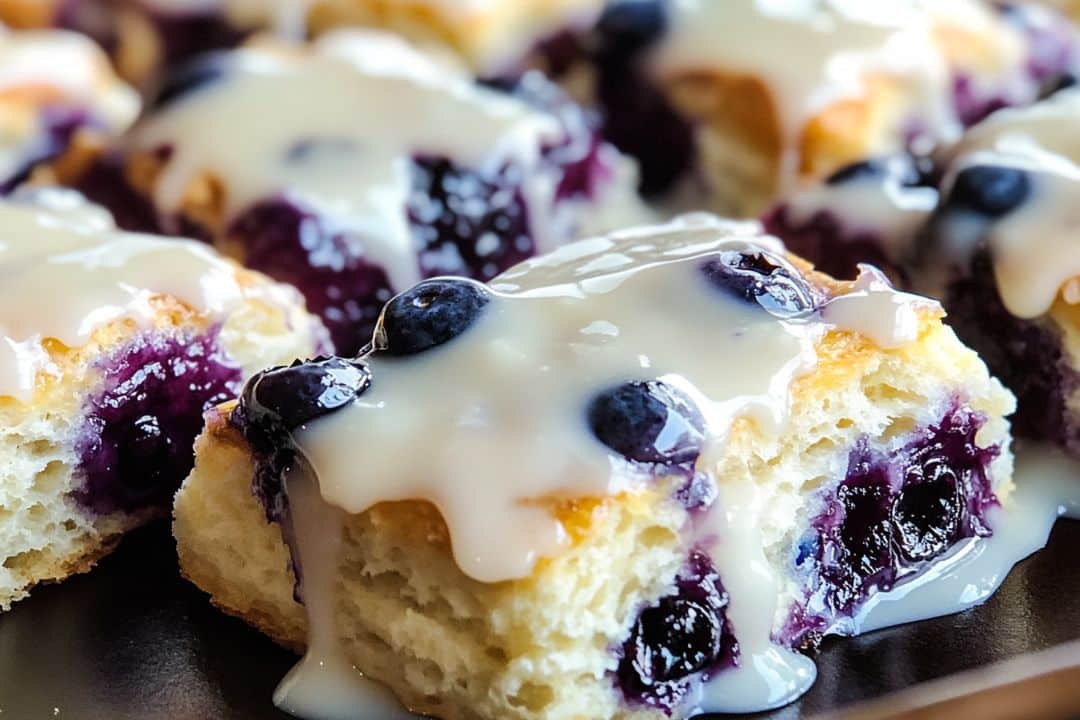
xmin=782 ymin=405 xmax=999 ymax=647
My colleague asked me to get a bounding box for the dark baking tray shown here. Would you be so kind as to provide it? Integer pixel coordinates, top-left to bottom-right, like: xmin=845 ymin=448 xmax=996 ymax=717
xmin=1 ymin=518 xmax=1078 ymax=720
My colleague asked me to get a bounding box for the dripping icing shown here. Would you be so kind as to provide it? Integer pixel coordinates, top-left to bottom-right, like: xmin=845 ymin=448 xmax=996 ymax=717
xmin=129 ymin=30 xmax=565 ymax=294
xmin=0 ymin=189 xmax=293 ymax=401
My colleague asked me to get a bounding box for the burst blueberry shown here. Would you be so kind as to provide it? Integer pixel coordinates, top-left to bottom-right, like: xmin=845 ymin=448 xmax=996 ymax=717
xmin=587 ymin=380 xmax=705 ymax=467
xmin=945 ymin=165 xmax=1031 ymax=218
xmin=374 ymin=278 xmax=491 ymax=356
xmin=700 ymin=248 xmax=818 ymax=318
xmin=616 ymin=552 xmax=738 ymax=711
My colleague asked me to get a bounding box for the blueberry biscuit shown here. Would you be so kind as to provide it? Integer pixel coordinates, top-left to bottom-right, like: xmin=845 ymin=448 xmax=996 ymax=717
xmin=0 ymin=189 xmax=326 ymax=610
xmin=68 ymin=30 xmax=647 ymax=355
xmin=174 ymin=215 xmax=1015 ymax=719
xmin=544 ymin=0 xmax=1079 ymax=216
xmin=768 ymin=86 xmax=1080 ymax=456
xmin=0 ymin=26 xmax=137 ymax=192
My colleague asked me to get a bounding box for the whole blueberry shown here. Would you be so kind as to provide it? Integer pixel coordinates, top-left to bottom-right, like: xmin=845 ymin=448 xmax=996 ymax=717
xmin=700 ymin=248 xmax=818 ymax=318
xmin=587 ymin=381 xmax=705 ymax=466
xmin=150 ymin=53 xmax=228 ymax=111
xmin=595 ymin=0 xmax=668 ymax=57
xmin=243 ymin=356 xmax=371 ymax=432
xmin=374 ymin=278 xmax=491 ymax=356
xmin=945 ymin=165 xmax=1031 ymax=218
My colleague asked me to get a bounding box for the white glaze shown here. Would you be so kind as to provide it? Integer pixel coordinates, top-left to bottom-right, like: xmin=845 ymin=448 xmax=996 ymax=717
xmin=0 ymin=189 xmax=256 ymax=401
xmin=652 ymin=0 xmax=959 ymax=188
xmin=129 ymin=30 xmax=580 ymax=295
xmin=278 ymin=215 xmax=941 ymax=717
xmin=821 ymin=265 xmax=934 ymax=348
xmin=939 ymin=88 xmax=1080 ymax=318
xmin=783 ymin=165 xmax=938 ymax=263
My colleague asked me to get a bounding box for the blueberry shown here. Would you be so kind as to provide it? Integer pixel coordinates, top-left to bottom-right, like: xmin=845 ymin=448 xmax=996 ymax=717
xmin=891 ymin=473 xmax=961 ymax=562
xmin=374 ymin=278 xmax=491 ymax=356
xmin=596 ymin=0 xmax=668 ymax=57
xmin=616 ymin=552 xmax=738 ymax=711
xmin=946 ymin=165 xmax=1031 ymax=217
xmin=150 ymin=53 xmax=227 ymax=111
xmin=587 ymin=381 xmax=705 ymax=466
xmin=700 ymin=248 xmax=818 ymax=318
xmin=825 ymin=154 xmax=936 ymax=189
xmin=243 ymin=356 xmax=371 ymax=432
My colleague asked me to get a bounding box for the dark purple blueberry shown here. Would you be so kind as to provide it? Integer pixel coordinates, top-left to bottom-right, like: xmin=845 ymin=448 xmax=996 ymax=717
xmin=781 ymin=404 xmax=1000 ymax=648
xmin=587 ymin=381 xmax=706 ymax=467
xmin=595 ymin=0 xmax=668 ymax=57
xmin=945 ymin=165 xmax=1031 ymax=218
xmin=243 ymin=357 xmax=371 ymax=431
xmin=142 ymin=9 xmax=249 ymax=69
xmin=150 ymin=53 xmax=228 ymax=111
xmin=409 ymin=156 xmax=536 ymax=280
xmin=0 ymin=104 xmax=91 ymax=194
xmin=700 ymin=248 xmax=818 ymax=317
xmin=825 ymin=154 xmax=936 ymax=189
xmin=74 ymin=329 xmax=242 ymax=515
xmin=374 ymin=278 xmax=491 ymax=356
xmin=71 ymin=156 xmax=165 ymax=234
xmin=233 ymin=357 xmax=371 ymax=524
xmin=616 ymin=551 xmax=738 ymax=712
xmin=228 ymin=199 xmax=395 ymax=355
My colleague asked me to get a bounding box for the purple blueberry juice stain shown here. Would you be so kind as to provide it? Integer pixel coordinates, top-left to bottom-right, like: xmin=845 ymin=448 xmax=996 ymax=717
xmin=615 ymin=551 xmax=739 ymax=714
xmin=73 ymin=328 xmax=242 ymax=515
xmin=781 ymin=404 xmax=1000 ymax=648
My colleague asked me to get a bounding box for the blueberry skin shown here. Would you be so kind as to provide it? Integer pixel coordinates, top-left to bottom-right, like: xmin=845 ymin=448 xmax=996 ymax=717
xmin=587 ymin=381 xmax=706 ymax=466
xmin=596 ymin=0 xmax=669 ymax=57
xmin=243 ymin=356 xmax=371 ymax=432
xmin=700 ymin=248 xmax=819 ymax=318
xmin=825 ymin=154 xmax=936 ymax=189
xmin=150 ymin=53 xmax=228 ymax=111
xmin=945 ymin=165 xmax=1031 ymax=218
xmin=374 ymin=278 xmax=491 ymax=356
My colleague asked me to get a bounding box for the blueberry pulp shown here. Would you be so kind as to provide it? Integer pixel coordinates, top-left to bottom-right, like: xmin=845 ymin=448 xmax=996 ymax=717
xmin=700 ymin=247 xmax=819 ymax=317
xmin=616 ymin=551 xmax=739 ymax=713
xmin=782 ymin=404 xmax=1000 ymax=648
xmin=587 ymin=380 xmax=706 ymax=469
xmin=942 ymin=165 xmax=1031 ymax=218
xmin=942 ymin=251 xmax=1080 ymax=454
xmin=73 ymin=329 xmax=242 ymax=515
xmin=228 ymin=199 xmax=396 ymax=355
xmin=234 ymin=356 xmax=372 ymax=523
